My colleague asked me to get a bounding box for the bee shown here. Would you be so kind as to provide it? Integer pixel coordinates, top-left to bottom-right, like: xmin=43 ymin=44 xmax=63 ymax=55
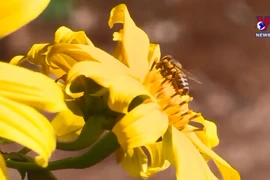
xmin=152 ymin=55 xmax=204 ymax=132
xmin=152 ymin=55 xmax=201 ymax=96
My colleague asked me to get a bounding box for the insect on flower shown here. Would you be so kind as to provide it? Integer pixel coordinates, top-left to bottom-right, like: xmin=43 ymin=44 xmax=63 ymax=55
xmin=151 ymin=55 xmax=201 ymax=96
xmin=150 ymin=55 xmax=204 ymax=132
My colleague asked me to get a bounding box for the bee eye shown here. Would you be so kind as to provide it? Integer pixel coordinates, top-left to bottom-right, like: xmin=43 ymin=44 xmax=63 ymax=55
xmin=163 ymin=59 xmax=169 ymax=63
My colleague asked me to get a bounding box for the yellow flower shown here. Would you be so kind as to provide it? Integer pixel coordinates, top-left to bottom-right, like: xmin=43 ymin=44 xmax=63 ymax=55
xmin=0 ymin=1 xmax=68 ymax=179
xmin=63 ymin=4 xmax=240 ymax=180
xmin=0 ymin=0 xmax=51 ymax=38
xmin=13 ymin=3 xmax=238 ymax=179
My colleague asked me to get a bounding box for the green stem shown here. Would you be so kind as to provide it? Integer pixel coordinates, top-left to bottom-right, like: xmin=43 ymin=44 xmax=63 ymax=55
xmin=18 ymin=147 xmax=31 ymax=154
xmin=6 ymin=132 xmax=120 ymax=171
xmin=56 ymin=115 xmax=105 ymax=151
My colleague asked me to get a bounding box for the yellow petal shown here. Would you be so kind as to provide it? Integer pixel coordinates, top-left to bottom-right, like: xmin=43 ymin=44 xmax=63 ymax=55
xmin=45 ymin=44 xmax=89 ymax=72
xmin=148 ymin=44 xmax=161 ymax=70
xmin=187 ymin=133 xmax=241 ymax=180
xmin=194 ymin=118 xmax=219 ymax=149
xmin=50 ymin=68 xmax=67 ymax=79
xmin=112 ymin=102 xmax=168 ymax=150
xmin=55 ymin=132 xmax=79 ymax=142
xmin=65 ymin=61 xmax=119 ymax=98
xmin=0 ymin=96 xmax=56 ymax=167
xmin=51 ymin=110 xmax=85 ymax=142
xmin=0 ymin=62 xmax=67 ymax=112
xmin=184 ymin=116 xmax=219 ymax=162
xmin=112 ymin=41 xmax=123 ymax=62
xmin=108 ymin=75 xmax=153 ymax=113
xmin=9 ymin=55 xmax=27 ymax=66
xmin=24 ymin=43 xmax=51 ymax=76
xmin=163 ymin=125 xmax=218 ymax=180
xmin=142 ymin=142 xmax=170 ymax=178
xmin=0 ymin=0 xmax=50 ymax=38
xmin=54 ymin=26 xmax=94 ymax=45
xmin=109 ymin=4 xmax=150 ymax=81
xmin=0 ymin=154 xmax=7 ymax=180
xmin=183 ymin=115 xmax=219 ymax=149
xmin=116 ymin=147 xmax=148 ymax=178
xmin=48 ymin=43 xmax=134 ymax=75
xmin=118 ymin=144 xmax=169 ymax=179
xmin=27 ymin=43 xmax=50 ymax=66
xmin=66 ymin=60 xmax=133 ymax=99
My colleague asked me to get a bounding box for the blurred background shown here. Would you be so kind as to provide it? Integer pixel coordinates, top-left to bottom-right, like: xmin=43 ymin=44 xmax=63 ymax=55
xmin=1 ymin=0 xmax=270 ymax=179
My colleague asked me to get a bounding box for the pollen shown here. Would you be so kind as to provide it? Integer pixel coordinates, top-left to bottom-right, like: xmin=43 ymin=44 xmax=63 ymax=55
xmin=143 ymin=68 xmax=202 ymax=130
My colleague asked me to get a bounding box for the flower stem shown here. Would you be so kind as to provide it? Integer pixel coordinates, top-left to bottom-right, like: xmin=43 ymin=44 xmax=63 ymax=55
xmin=18 ymin=147 xmax=31 ymax=154
xmin=6 ymin=132 xmax=120 ymax=171
xmin=56 ymin=115 xmax=106 ymax=151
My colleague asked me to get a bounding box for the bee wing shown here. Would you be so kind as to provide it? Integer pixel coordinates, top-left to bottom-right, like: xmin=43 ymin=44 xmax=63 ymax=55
xmin=180 ymin=68 xmax=202 ymax=84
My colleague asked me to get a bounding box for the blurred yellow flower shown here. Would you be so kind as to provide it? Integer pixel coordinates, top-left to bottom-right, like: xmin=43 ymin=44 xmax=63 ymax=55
xmin=0 ymin=0 xmax=51 ymax=38
xmin=0 ymin=62 xmax=67 ymax=169
xmin=0 ymin=1 xmax=68 ymax=179
xmin=64 ymin=4 xmax=240 ymax=180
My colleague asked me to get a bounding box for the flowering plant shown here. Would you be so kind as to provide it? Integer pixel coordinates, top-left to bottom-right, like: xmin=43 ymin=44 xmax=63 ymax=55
xmin=0 ymin=1 xmax=240 ymax=179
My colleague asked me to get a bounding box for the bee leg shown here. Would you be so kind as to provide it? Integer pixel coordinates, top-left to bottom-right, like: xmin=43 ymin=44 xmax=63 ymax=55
xmin=182 ymin=87 xmax=189 ymax=95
